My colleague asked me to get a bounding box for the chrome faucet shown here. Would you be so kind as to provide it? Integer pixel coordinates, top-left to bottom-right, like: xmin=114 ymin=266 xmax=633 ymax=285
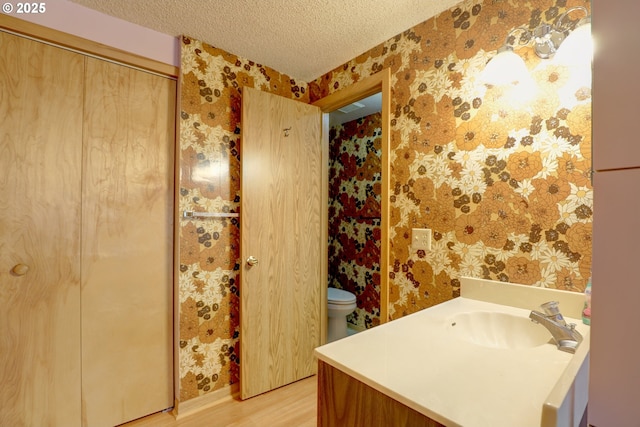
xmin=529 ymin=301 xmax=583 ymax=353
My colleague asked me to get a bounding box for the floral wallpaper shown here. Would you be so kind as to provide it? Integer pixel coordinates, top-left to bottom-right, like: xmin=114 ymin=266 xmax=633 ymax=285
xmin=328 ymin=113 xmax=382 ymax=330
xmin=177 ymin=0 xmax=593 ymax=403
xmin=309 ymin=0 xmax=593 ymax=319
xmin=178 ymin=36 xmax=308 ymax=400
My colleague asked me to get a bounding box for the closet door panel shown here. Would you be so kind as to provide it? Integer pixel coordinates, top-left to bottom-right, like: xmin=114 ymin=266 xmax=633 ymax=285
xmin=0 ymin=31 xmax=83 ymax=427
xmin=81 ymin=57 xmax=175 ymax=427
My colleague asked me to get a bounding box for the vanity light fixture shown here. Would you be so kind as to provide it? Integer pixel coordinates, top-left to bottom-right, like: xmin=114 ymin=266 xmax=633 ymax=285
xmin=481 ymin=6 xmax=592 ymax=86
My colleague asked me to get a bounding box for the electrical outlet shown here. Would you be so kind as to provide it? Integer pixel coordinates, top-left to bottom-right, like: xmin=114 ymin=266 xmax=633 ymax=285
xmin=412 ymin=228 xmax=431 ymax=251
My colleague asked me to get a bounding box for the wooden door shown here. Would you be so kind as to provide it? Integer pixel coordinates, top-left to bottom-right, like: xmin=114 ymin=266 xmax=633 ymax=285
xmin=240 ymin=87 xmax=322 ymax=399
xmin=80 ymin=57 xmax=175 ymax=426
xmin=0 ymin=32 xmax=84 ymax=427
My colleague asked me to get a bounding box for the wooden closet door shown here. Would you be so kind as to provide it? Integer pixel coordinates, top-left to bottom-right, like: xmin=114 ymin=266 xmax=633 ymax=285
xmin=0 ymin=32 xmax=84 ymax=427
xmin=81 ymin=57 xmax=175 ymax=426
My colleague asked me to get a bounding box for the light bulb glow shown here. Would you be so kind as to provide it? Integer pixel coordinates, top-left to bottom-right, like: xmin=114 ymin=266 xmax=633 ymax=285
xmin=481 ymin=49 xmax=531 ymax=86
xmin=554 ymin=23 xmax=593 ymax=67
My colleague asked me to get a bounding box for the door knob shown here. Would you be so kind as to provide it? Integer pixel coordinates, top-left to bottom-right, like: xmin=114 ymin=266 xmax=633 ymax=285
xmin=246 ymin=256 xmax=259 ymax=267
xmin=11 ymin=264 xmax=30 ymax=276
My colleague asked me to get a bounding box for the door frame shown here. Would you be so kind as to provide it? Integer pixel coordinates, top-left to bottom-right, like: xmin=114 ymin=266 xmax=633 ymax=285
xmin=313 ymin=68 xmax=391 ymax=339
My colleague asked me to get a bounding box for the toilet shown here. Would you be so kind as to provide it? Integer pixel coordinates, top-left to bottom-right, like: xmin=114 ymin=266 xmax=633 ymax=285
xmin=327 ymin=287 xmax=357 ymax=343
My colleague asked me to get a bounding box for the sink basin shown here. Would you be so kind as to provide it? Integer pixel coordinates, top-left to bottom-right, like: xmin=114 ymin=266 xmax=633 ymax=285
xmin=447 ymin=311 xmax=552 ymax=349
xmin=316 ymin=280 xmax=591 ymax=427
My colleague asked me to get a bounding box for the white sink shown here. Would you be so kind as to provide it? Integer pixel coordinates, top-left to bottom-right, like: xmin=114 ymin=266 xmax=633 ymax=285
xmin=447 ymin=311 xmax=553 ymax=349
xmin=315 ymin=277 xmax=590 ymax=427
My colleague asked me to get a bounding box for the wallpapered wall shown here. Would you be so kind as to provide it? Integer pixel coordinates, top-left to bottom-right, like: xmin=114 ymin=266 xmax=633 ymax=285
xmin=310 ymin=0 xmax=592 ymax=319
xmin=328 ymin=113 xmax=382 ymax=330
xmin=178 ymin=0 xmax=592 ymax=401
xmin=178 ymin=37 xmax=309 ymax=400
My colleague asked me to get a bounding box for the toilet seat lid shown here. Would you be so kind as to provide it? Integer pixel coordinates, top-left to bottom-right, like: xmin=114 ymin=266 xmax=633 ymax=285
xmin=328 ymin=287 xmax=356 ymax=304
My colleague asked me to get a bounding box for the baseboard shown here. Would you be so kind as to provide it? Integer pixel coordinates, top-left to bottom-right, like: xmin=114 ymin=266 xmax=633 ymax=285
xmin=172 ymin=383 xmax=240 ymax=419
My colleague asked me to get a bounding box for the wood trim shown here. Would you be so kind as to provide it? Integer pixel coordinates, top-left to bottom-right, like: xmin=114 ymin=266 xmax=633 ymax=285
xmin=313 ymin=69 xmax=391 ymax=325
xmin=379 ymin=69 xmax=391 ymax=325
xmin=0 ymin=14 xmax=178 ymax=78
xmin=172 ymin=383 xmax=239 ymax=420
xmin=320 ymin=113 xmax=330 ymax=343
xmin=313 ymin=73 xmax=386 ymax=112
xmin=173 ymin=50 xmax=183 ymax=413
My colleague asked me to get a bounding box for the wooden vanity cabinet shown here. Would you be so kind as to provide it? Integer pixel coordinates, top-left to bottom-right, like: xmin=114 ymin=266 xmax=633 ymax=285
xmin=317 ymin=361 xmax=444 ymax=427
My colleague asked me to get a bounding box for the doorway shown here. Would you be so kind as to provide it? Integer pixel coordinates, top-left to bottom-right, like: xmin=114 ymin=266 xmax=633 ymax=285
xmin=313 ymin=69 xmax=391 ymax=337
xmin=327 ymin=93 xmax=382 ymax=331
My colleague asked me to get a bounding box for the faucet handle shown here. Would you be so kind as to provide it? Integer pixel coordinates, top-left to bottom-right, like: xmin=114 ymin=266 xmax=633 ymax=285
xmin=540 ymin=300 xmax=560 ymax=315
xmin=540 ymin=301 xmax=567 ymax=326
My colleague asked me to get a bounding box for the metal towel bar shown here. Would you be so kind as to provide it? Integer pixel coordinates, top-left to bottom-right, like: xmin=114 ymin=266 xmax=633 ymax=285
xmin=182 ymin=211 xmax=239 ymax=219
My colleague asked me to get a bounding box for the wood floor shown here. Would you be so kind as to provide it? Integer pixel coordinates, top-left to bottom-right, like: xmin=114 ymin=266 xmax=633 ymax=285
xmin=121 ymin=376 xmax=317 ymax=427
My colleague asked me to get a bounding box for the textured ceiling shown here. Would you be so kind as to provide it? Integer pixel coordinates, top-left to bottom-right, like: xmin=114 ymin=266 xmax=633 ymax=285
xmin=69 ymin=0 xmax=462 ymax=81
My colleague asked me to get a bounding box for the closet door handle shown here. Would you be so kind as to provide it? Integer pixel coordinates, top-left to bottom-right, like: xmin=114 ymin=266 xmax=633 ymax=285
xmin=246 ymin=256 xmax=259 ymax=267
xmin=11 ymin=264 xmax=30 ymax=276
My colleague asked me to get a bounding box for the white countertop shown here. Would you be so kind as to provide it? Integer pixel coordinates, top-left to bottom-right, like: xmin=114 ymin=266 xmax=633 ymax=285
xmin=314 ymin=278 xmax=590 ymax=427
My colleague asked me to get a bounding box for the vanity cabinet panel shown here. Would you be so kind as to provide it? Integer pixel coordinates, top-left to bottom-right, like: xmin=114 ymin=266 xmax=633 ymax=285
xmin=317 ymin=361 xmax=444 ymax=427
